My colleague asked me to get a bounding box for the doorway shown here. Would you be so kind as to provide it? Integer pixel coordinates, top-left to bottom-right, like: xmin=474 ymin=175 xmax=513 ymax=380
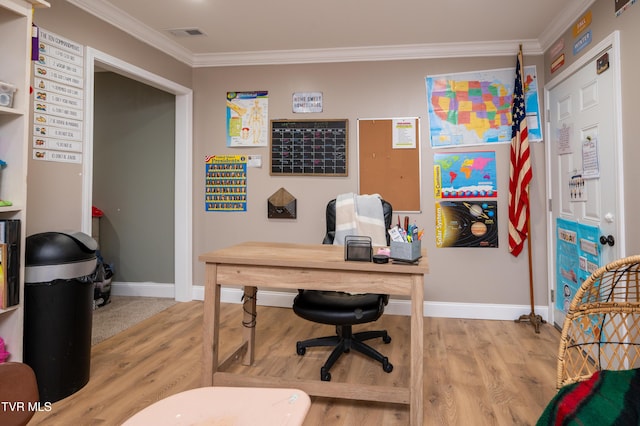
xmin=93 ymin=71 xmax=175 ymax=287
xmin=83 ymin=48 xmax=193 ymax=302
xmin=545 ymin=32 xmax=625 ymax=327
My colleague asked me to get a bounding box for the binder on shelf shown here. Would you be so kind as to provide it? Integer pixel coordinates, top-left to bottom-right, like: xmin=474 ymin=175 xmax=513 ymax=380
xmin=0 ymin=220 xmax=20 ymax=308
xmin=0 ymin=243 xmax=6 ymax=308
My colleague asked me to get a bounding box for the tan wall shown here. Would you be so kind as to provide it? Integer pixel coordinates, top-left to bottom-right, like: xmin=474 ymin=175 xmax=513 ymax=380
xmin=35 ymin=1 xmax=191 ymax=87
xmin=28 ymin=1 xmax=192 ymax=235
xmin=31 ymin=0 xmax=640 ymax=309
xmin=192 ymin=57 xmax=548 ymax=306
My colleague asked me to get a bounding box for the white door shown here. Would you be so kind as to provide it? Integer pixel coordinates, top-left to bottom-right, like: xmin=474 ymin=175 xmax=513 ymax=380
xmin=546 ymin=33 xmax=625 ymax=327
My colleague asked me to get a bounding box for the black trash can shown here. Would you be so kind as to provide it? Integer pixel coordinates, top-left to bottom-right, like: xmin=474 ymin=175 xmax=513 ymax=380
xmin=23 ymin=231 xmax=98 ymax=403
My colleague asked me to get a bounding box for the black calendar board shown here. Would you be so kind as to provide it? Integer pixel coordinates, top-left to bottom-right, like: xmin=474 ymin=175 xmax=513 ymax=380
xmin=270 ymin=119 xmax=348 ymax=176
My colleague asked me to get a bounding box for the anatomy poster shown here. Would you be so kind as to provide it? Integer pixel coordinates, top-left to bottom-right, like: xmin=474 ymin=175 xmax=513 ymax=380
xmin=435 ymin=201 xmax=498 ymax=248
xmin=226 ymin=91 xmax=268 ymax=147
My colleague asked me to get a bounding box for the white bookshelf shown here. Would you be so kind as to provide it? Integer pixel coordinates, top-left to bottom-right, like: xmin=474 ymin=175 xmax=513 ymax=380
xmin=0 ymin=0 xmax=49 ymax=362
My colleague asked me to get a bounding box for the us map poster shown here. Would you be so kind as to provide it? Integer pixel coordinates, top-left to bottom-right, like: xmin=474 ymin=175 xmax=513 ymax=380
xmin=226 ymin=91 xmax=268 ymax=147
xmin=205 ymin=155 xmax=247 ymax=212
xmin=435 ymin=201 xmax=498 ymax=248
xmin=425 ymin=66 xmax=541 ymax=147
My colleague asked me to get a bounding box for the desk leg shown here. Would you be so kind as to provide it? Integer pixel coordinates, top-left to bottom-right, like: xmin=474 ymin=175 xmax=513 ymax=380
xmin=410 ymin=275 xmax=424 ymax=426
xmin=242 ymin=286 xmax=257 ymax=366
xmin=202 ymin=263 xmax=221 ymax=386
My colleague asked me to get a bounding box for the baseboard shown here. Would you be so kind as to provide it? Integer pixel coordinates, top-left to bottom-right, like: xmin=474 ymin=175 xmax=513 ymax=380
xmin=111 ymin=281 xmax=549 ymax=322
xmin=111 ymin=281 xmax=176 ymax=298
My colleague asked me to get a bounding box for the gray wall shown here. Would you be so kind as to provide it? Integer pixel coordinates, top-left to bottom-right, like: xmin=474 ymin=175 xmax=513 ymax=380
xmin=93 ymin=72 xmax=175 ymax=283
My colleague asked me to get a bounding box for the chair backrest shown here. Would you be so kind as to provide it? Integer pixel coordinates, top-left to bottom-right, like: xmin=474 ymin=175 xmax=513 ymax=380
xmin=322 ymin=198 xmax=393 ymax=245
xmin=0 ymin=362 xmax=39 ymax=426
xmin=557 ymin=255 xmax=640 ymax=388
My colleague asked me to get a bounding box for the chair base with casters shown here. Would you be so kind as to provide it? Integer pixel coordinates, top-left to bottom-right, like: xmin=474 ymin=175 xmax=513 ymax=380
xmin=293 ymin=289 xmax=393 ymax=382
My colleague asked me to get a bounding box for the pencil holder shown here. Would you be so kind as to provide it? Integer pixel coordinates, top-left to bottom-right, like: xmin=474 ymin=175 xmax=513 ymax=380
xmin=390 ymin=240 xmax=421 ymax=262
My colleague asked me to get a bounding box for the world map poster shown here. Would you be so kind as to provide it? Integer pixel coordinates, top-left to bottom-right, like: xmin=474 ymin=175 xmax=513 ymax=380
xmin=425 ymin=66 xmax=541 ymax=147
xmin=433 ymin=151 xmax=497 ymax=199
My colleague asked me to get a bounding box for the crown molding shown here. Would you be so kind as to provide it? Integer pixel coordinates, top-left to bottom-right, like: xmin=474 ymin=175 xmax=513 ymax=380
xmin=191 ymin=40 xmax=543 ymax=68
xmin=67 ymin=0 xmax=193 ymax=65
xmin=67 ymin=0 xmax=586 ymax=68
xmin=537 ymin=0 xmax=598 ymax=51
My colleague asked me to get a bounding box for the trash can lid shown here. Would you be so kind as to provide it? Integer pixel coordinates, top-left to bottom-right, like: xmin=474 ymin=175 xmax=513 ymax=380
xmin=26 ymin=232 xmax=97 ymax=266
xmin=25 ymin=232 xmax=97 ymax=283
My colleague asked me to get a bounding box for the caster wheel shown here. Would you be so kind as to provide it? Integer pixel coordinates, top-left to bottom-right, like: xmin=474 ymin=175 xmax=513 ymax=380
xmin=382 ymin=334 xmax=392 ymax=344
xmin=382 ymin=358 xmax=393 ymax=373
xmin=296 ymin=342 xmax=306 ymax=356
xmin=321 ymin=368 xmax=332 ymax=381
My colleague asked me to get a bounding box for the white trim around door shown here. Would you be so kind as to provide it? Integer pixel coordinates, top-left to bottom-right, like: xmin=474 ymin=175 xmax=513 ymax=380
xmin=82 ymin=48 xmax=194 ymax=302
xmin=543 ymin=31 xmax=625 ymax=326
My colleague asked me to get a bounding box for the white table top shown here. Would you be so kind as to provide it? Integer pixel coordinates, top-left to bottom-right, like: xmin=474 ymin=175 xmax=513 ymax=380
xmin=122 ymin=387 xmax=311 ymax=426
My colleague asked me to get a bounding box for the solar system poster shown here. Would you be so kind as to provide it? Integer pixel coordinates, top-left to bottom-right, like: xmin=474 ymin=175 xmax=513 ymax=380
xmin=435 ymin=201 xmax=498 ymax=248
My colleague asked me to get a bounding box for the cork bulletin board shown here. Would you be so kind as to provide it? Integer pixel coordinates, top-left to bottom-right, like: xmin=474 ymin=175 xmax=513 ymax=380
xmin=270 ymin=119 xmax=348 ymax=176
xmin=358 ymin=118 xmax=421 ymax=212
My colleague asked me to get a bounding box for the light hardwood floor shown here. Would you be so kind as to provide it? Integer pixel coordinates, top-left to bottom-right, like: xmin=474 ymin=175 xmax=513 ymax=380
xmin=30 ymin=301 xmax=559 ymax=425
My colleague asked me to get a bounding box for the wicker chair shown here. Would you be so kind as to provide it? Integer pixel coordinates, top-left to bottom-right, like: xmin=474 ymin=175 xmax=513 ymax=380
xmin=557 ymin=255 xmax=640 ymax=389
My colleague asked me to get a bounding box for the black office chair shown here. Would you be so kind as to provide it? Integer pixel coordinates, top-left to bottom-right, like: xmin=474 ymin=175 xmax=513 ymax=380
xmin=293 ymin=198 xmax=394 ymax=381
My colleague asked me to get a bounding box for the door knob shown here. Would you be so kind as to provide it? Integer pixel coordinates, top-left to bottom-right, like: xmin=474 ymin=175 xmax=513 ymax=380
xmin=599 ymin=235 xmax=615 ymax=246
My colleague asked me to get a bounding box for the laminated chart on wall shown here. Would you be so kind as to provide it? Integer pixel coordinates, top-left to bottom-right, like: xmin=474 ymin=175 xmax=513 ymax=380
xmin=555 ymin=218 xmax=601 ymax=316
xmin=576 ymin=222 xmax=602 ymax=338
xmin=226 ymin=91 xmax=269 ymax=147
xmin=32 ymin=29 xmax=85 ymax=163
xmin=433 ymin=151 xmax=497 ymax=199
xmin=425 ymin=66 xmax=541 ymax=148
xmin=577 ymin=222 xmax=601 ymax=287
xmin=205 ymin=155 xmax=247 ymax=212
xmin=435 ymin=201 xmax=498 ymax=248
xmin=556 ymin=218 xmax=579 ymax=315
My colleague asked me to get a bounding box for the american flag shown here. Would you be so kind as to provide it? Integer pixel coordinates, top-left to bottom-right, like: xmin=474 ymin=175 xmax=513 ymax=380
xmin=508 ymin=48 xmax=532 ymax=257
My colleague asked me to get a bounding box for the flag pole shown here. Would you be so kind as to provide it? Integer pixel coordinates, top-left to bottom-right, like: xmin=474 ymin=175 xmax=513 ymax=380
xmin=513 ymin=44 xmax=545 ymax=333
xmin=515 ymin=207 xmax=545 ymax=332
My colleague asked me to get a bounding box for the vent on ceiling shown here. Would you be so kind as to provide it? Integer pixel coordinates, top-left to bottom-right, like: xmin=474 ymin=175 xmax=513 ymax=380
xmin=167 ymin=28 xmax=206 ymax=37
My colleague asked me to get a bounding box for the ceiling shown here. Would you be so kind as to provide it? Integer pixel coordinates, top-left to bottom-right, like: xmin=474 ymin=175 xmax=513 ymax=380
xmin=67 ymin=0 xmax=594 ymax=67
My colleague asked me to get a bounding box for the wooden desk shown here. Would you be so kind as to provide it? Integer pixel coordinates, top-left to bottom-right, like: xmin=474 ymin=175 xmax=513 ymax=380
xmin=199 ymin=241 xmax=428 ymax=426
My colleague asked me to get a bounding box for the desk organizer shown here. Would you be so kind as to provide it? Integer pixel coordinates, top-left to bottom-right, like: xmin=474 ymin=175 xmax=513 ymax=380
xmin=344 ymin=235 xmax=372 ymax=262
xmin=390 ymin=240 xmax=422 ymax=262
